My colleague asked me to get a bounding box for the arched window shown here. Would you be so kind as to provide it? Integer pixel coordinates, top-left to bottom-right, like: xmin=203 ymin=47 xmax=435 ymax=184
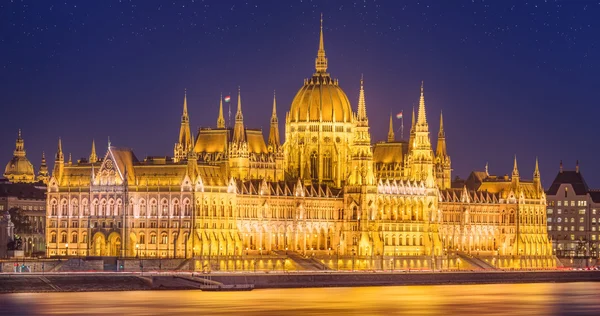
xmin=139 ymin=199 xmax=146 ymax=216
xmin=183 ymin=199 xmax=191 ymax=216
xmin=323 ymin=151 xmax=332 ymax=180
xmin=100 ymin=199 xmax=107 ymax=217
xmin=161 ymin=200 xmax=169 ymax=216
xmin=61 ymin=233 xmax=67 ymax=243
xmin=173 ymin=200 xmax=180 ymax=216
xmin=71 ymin=200 xmax=79 ymax=216
xmin=51 ymin=199 xmax=58 ymax=216
xmin=139 ymin=234 xmax=145 ymax=244
xmin=71 ymin=233 xmax=78 ymax=244
xmin=310 ymin=151 xmax=318 ymax=180
xmin=61 ymin=200 xmax=68 ymax=216
xmin=150 ymin=200 xmax=157 ymax=216
xmin=161 ymin=234 xmax=168 ymax=244
xmin=50 ymin=232 xmax=57 ymax=243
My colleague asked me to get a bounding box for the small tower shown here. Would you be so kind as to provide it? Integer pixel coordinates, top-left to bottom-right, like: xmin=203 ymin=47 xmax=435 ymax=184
xmin=315 ymin=13 xmax=328 ymax=74
xmin=37 ymin=152 xmax=49 ymax=184
xmin=233 ymin=87 xmax=245 ymax=143
xmin=435 ymin=110 xmax=451 ymax=189
xmin=511 ymin=155 xmax=520 ymax=187
xmin=217 ymin=94 xmax=226 ymax=129
xmin=387 ymin=113 xmax=395 ymax=142
xmin=53 ymin=138 xmax=64 ymax=179
xmin=533 ymin=157 xmax=541 ymax=192
xmin=174 ymin=89 xmax=193 ymax=162
xmin=89 ymin=139 xmax=98 ymax=163
xmin=268 ymin=91 xmax=280 ymax=151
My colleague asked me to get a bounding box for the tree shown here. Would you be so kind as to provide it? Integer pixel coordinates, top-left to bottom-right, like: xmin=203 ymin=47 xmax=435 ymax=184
xmin=8 ymin=207 xmax=30 ymax=234
xmin=7 ymin=234 xmax=23 ymax=251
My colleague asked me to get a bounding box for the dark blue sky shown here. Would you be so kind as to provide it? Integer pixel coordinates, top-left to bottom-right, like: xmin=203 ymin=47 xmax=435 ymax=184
xmin=1 ymin=0 xmax=599 ymax=188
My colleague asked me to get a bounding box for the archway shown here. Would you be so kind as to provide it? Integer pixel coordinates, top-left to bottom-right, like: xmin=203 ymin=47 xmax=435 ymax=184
xmin=91 ymin=232 xmax=106 ymax=256
xmin=107 ymin=232 xmax=122 ymax=257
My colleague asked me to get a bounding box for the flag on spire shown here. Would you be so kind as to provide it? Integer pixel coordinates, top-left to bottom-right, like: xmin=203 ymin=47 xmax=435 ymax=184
xmin=396 ymin=111 xmax=403 ymax=119
xmin=224 ymin=95 xmax=231 ymax=102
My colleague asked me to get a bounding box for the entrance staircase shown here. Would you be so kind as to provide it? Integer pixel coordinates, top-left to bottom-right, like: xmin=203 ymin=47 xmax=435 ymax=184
xmin=284 ymin=251 xmax=331 ymax=271
xmin=456 ymin=252 xmax=497 ymax=270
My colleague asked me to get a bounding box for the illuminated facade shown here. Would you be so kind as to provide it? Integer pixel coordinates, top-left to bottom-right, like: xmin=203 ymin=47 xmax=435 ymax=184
xmin=45 ymin=19 xmax=553 ymax=269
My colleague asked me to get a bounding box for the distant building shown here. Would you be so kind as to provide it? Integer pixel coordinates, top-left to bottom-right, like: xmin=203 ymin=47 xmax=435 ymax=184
xmin=0 ymin=179 xmax=47 ymax=257
xmin=1 ymin=130 xmax=48 ymax=257
xmin=546 ymin=161 xmax=600 ymax=259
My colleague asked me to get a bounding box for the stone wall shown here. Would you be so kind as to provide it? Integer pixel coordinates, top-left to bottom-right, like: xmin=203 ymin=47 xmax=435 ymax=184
xmin=0 ymin=260 xmax=60 ymax=273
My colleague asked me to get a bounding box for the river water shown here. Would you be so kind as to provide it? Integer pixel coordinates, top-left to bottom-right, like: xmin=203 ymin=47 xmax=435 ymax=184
xmin=1 ymin=282 xmax=599 ymax=315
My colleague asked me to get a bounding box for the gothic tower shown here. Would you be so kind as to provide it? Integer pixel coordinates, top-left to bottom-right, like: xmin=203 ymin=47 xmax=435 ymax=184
xmin=174 ymin=90 xmax=193 ymax=162
xmin=435 ymin=110 xmax=451 ymax=189
xmin=37 ymin=152 xmax=49 ymax=184
xmin=406 ymin=82 xmax=435 ymax=187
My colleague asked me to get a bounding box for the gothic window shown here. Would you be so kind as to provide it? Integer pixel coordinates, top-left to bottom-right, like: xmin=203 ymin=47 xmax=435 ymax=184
xmin=71 ymin=200 xmax=79 ymax=216
xmin=100 ymin=199 xmax=107 ymax=217
xmin=139 ymin=200 xmax=146 ymax=216
xmin=323 ymin=151 xmax=332 ymax=180
xmin=150 ymin=234 xmax=156 ymax=244
xmin=161 ymin=200 xmax=168 ymax=216
xmin=71 ymin=233 xmax=78 ymax=244
xmin=61 ymin=233 xmax=67 ymax=243
xmin=51 ymin=199 xmax=58 ymax=216
xmin=83 ymin=233 xmax=88 ymax=243
xmin=150 ymin=200 xmax=157 ymax=216
xmin=173 ymin=200 xmax=180 ymax=216
xmin=50 ymin=232 xmax=57 ymax=243
xmin=61 ymin=200 xmax=68 ymax=216
xmin=310 ymin=151 xmax=318 ymax=180
xmin=183 ymin=200 xmax=191 ymax=216
xmin=161 ymin=234 xmax=168 ymax=244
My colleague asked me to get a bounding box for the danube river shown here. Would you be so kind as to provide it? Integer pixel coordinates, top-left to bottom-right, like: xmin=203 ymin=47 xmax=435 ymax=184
xmin=1 ymin=282 xmax=599 ymax=315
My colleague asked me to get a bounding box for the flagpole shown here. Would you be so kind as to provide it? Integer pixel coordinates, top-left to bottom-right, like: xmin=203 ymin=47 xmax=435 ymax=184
xmin=228 ymin=92 xmax=231 ymax=129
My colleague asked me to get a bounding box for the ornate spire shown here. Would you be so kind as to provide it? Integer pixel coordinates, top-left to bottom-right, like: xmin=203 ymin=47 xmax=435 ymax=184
xmin=438 ymin=110 xmax=445 ymax=137
xmin=417 ymin=81 xmax=427 ymax=125
xmin=512 ymin=155 xmax=519 ymax=178
xmin=68 ymin=153 xmax=72 ymax=165
xmin=217 ymin=93 xmax=225 ymax=128
xmin=178 ymin=90 xmax=192 ymax=152
xmin=534 ymin=157 xmax=540 ymax=179
xmin=56 ymin=137 xmax=63 ymax=162
xmin=38 ymin=151 xmax=49 ymax=184
xmin=315 ymin=13 xmax=328 ymax=73
xmin=436 ymin=110 xmax=447 ymax=157
xmin=411 ymin=106 xmax=416 ymax=131
xmin=182 ymin=88 xmax=189 ymax=119
xmin=233 ymin=87 xmax=245 ymax=143
xmin=268 ymin=90 xmax=280 ymax=150
xmin=387 ymin=113 xmax=395 ymax=142
xmin=357 ymin=74 xmax=367 ymax=122
xmin=89 ymin=139 xmax=98 ymax=163
xmin=13 ymin=129 xmax=25 ymax=157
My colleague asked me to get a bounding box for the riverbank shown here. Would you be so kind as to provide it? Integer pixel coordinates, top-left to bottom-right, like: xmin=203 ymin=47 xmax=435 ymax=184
xmin=1 ymin=271 xmax=599 ymax=293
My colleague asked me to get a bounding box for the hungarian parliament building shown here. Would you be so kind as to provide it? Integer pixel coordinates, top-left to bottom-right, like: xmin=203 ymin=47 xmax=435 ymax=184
xmin=44 ymin=20 xmax=553 ymax=270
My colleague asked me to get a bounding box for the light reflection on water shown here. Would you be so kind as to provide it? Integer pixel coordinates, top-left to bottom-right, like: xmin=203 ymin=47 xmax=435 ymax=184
xmin=1 ymin=282 xmax=599 ymax=316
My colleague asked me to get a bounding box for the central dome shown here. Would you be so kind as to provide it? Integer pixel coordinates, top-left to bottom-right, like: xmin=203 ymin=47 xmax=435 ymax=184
xmin=3 ymin=130 xmax=36 ymax=183
xmin=289 ymin=74 xmax=352 ymax=123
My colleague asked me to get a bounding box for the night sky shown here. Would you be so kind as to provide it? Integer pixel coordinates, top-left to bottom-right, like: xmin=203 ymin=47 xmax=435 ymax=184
xmin=1 ymin=0 xmax=599 ymax=188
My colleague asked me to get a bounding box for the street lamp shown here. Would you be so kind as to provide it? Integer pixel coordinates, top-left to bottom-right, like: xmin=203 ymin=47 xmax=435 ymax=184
xmin=65 ymin=243 xmax=69 ymax=257
xmin=136 ymin=244 xmax=139 ymax=258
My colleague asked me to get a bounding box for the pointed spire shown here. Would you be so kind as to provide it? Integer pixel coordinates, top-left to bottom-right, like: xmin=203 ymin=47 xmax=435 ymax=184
xmin=108 ymin=136 xmax=111 ymax=148
xmin=271 ymin=90 xmax=278 ymax=121
xmin=411 ymin=106 xmax=416 ymax=130
xmin=512 ymin=155 xmax=519 ymax=178
xmin=182 ymin=88 xmax=189 ymax=118
xmin=534 ymin=157 xmax=540 ymax=179
xmin=315 ymin=13 xmax=328 ymax=73
xmin=576 ymin=160 xmax=580 ymax=173
xmin=485 ymin=162 xmax=489 ymax=176
xmin=438 ymin=110 xmax=445 ymax=137
xmin=56 ymin=137 xmax=63 ymax=161
xmin=37 ymin=151 xmax=49 ymax=184
xmin=68 ymin=153 xmax=72 ymax=165
xmin=417 ymin=81 xmax=427 ymax=125
xmin=89 ymin=139 xmax=98 ymax=163
xmin=436 ymin=110 xmax=447 ymax=158
xmin=357 ymin=74 xmax=367 ymax=122
xmin=233 ymin=86 xmax=245 ymax=143
xmin=559 ymin=160 xmax=563 ymax=173
xmin=268 ymin=90 xmax=280 ymax=150
xmin=387 ymin=113 xmax=395 ymax=142
xmin=217 ymin=93 xmax=225 ymax=128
